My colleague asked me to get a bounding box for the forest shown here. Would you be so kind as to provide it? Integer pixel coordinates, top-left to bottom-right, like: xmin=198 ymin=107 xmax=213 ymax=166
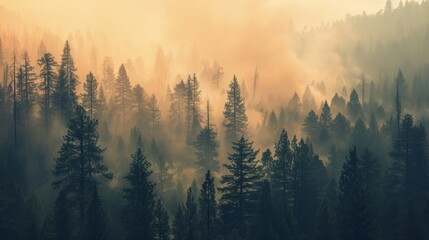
xmin=1 ymin=0 xmax=429 ymax=240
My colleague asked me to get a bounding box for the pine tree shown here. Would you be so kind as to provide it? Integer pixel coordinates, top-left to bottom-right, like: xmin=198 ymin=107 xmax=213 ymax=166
xmin=223 ymin=75 xmax=248 ymax=143
xmin=122 ymin=148 xmax=156 ymax=240
xmin=319 ymin=100 xmax=332 ymax=142
xmin=52 ymin=106 xmax=113 ymax=235
xmin=219 ymin=136 xmax=261 ymax=237
xmin=53 ymin=40 xmax=79 ymax=120
xmin=153 ymin=154 xmax=174 ymax=201
xmin=148 ymin=94 xmax=161 ymax=139
xmin=113 ymin=64 xmax=132 ymax=129
xmin=81 ymin=72 xmax=99 ymax=119
xmin=271 ymin=129 xmax=292 ymax=205
xmin=332 ymin=113 xmax=351 ymax=139
xmin=315 ymin=179 xmax=338 ymax=240
xmin=199 ymin=170 xmax=218 ymax=240
xmin=101 ymin=57 xmax=115 ymax=98
xmin=132 ymin=84 xmax=149 ymax=129
xmin=169 ymin=80 xmax=187 ymax=136
xmin=173 ymin=205 xmax=186 ymax=240
xmin=268 ymin=110 xmax=278 ymax=131
xmin=347 ymin=89 xmax=362 ymax=120
xmin=185 ymin=75 xmax=202 ymax=144
xmin=338 ymin=147 xmax=375 ymax=240
xmin=85 ymin=186 xmax=109 ymax=240
xmin=38 ymin=52 xmax=57 ymax=133
xmin=153 ymin=200 xmax=171 ymax=240
xmin=53 ymin=191 xmax=72 ymax=240
xmin=250 ymin=181 xmax=279 ymax=240
xmin=303 ymin=110 xmax=320 ymax=140
xmin=184 ymin=187 xmax=198 ymax=240
xmin=261 ymin=149 xmax=274 ymax=180
xmin=194 ymin=101 xmax=220 ymax=180
xmin=19 ymin=51 xmax=38 ymax=133
xmin=97 ymin=85 xmax=107 ymax=120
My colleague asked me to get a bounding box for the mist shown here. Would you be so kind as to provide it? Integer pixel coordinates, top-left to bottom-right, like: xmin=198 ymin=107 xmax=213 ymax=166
xmin=1 ymin=1 xmax=429 ymax=240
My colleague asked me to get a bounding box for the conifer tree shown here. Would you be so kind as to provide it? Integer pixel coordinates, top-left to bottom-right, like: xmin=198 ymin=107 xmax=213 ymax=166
xmin=148 ymin=94 xmax=161 ymax=139
xmin=113 ymin=64 xmax=132 ymax=129
xmin=101 ymin=57 xmax=115 ymax=98
xmin=173 ymin=205 xmax=186 ymax=240
xmin=53 ymin=191 xmax=72 ymax=240
xmin=184 ymin=187 xmax=198 ymax=240
xmin=223 ymin=75 xmax=248 ymax=143
xmin=199 ymin=170 xmax=218 ymax=240
xmin=271 ymin=129 xmax=291 ymax=205
xmin=338 ymin=147 xmax=375 ymax=240
xmin=132 ymin=84 xmax=149 ymax=129
xmin=85 ymin=186 xmax=109 ymax=240
xmin=303 ymin=110 xmax=320 ymax=140
xmin=194 ymin=101 xmax=220 ymax=180
xmin=219 ymin=136 xmax=261 ymax=237
xmin=250 ymin=181 xmax=279 ymax=240
xmin=347 ymin=89 xmax=362 ymax=120
xmin=81 ymin=72 xmax=98 ymax=119
xmin=52 ymin=106 xmax=113 ymax=235
xmin=19 ymin=51 xmax=37 ymax=133
xmin=97 ymin=85 xmax=107 ymax=120
xmin=261 ymin=149 xmax=274 ymax=180
xmin=53 ymin=40 xmax=79 ymax=120
xmin=153 ymin=199 xmax=171 ymax=240
xmin=122 ymin=148 xmax=156 ymax=240
xmin=169 ymin=80 xmax=187 ymax=136
xmin=38 ymin=52 xmax=57 ymax=133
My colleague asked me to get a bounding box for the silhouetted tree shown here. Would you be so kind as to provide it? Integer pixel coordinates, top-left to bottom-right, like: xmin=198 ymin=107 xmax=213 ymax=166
xmin=184 ymin=187 xmax=198 ymax=240
xmin=153 ymin=199 xmax=170 ymax=240
xmin=81 ymin=72 xmax=98 ymax=119
xmin=194 ymin=101 xmax=219 ymax=180
xmin=199 ymin=170 xmax=218 ymax=240
xmin=53 ymin=41 xmax=79 ymax=121
xmin=122 ymin=148 xmax=156 ymax=240
xmin=173 ymin=205 xmax=186 ymax=240
xmin=148 ymin=94 xmax=161 ymax=139
xmin=219 ymin=136 xmax=261 ymax=237
xmin=52 ymin=106 xmax=113 ymax=236
xmin=113 ymin=64 xmax=132 ymax=129
xmin=223 ymin=75 xmax=248 ymax=143
xmin=85 ymin=186 xmax=109 ymax=240
xmin=38 ymin=52 xmax=57 ymax=133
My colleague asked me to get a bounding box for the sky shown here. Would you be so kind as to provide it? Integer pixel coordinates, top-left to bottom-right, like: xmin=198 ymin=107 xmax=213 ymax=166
xmin=0 ymin=0 xmax=393 ymax=101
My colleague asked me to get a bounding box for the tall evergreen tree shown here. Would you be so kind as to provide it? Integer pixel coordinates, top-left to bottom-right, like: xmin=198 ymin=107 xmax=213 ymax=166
xmin=101 ymin=57 xmax=115 ymax=98
xmin=53 ymin=40 xmax=79 ymax=120
xmin=338 ymin=147 xmax=375 ymax=240
xmin=113 ymin=64 xmax=133 ymax=129
xmin=52 ymin=106 xmax=113 ymax=236
xmin=97 ymin=85 xmax=107 ymax=120
xmin=271 ymin=129 xmax=292 ymax=205
xmin=122 ymin=148 xmax=156 ymax=240
xmin=153 ymin=199 xmax=170 ymax=240
xmin=261 ymin=149 xmax=274 ymax=180
xmin=347 ymin=89 xmax=362 ymax=120
xmin=173 ymin=205 xmax=186 ymax=240
xmin=223 ymin=75 xmax=248 ymax=143
xmin=148 ymin=94 xmax=161 ymax=139
xmin=85 ymin=186 xmax=109 ymax=240
xmin=199 ymin=170 xmax=218 ymax=240
xmin=38 ymin=52 xmax=57 ymax=133
xmin=194 ymin=101 xmax=220 ymax=180
xmin=18 ymin=51 xmax=37 ymax=133
xmin=303 ymin=110 xmax=320 ymax=140
xmin=184 ymin=187 xmax=198 ymax=240
xmin=185 ymin=75 xmax=202 ymax=144
xmin=169 ymin=80 xmax=187 ymax=136
xmin=132 ymin=84 xmax=149 ymax=129
xmin=219 ymin=136 xmax=261 ymax=237
xmin=81 ymin=72 xmax=99 ymax=119
xmin=53 ymin=191 xmax=72 ymax=240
